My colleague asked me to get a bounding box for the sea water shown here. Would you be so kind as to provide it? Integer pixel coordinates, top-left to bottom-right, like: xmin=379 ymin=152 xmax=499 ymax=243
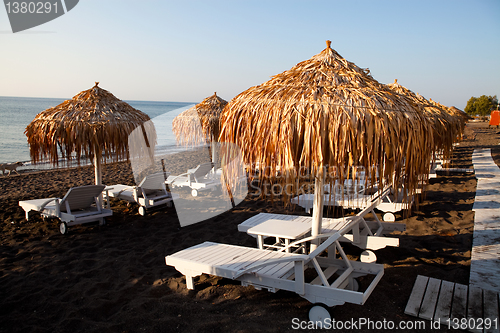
xmin=0 ymin=96 xmax=196 ymax=170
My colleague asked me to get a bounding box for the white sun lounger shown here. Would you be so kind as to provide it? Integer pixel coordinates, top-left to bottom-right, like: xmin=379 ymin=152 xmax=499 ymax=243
xmin=292 ymin=184 xmax=412 ymax=219
xmin=19 ymin=185 xmax=113 ymax=234
xmin=166 ymin=162 xmax=220 ymax=197
xmin=241 ymin=188 xmax=405 ymax=259
xmin=105 ymin=172 xmax=176 ymax=216
xmin=166 ymin=223 xmax=384 ymax=322
xmin=376 ymin=190 xmax=413 ymax=214
xmin=292 ymin=178 xmax=374 ymax=212
xmin=291 ymin=193 xmax=375 ymax=212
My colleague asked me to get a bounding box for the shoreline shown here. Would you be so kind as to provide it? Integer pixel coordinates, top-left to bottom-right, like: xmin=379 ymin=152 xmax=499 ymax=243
xmin=3 ymin=144 xmax=210 ymax=176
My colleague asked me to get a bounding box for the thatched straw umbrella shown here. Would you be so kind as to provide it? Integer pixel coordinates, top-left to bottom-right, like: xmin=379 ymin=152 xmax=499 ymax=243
xmin=220 ymin=41 xmax=433 ymax=248
xmin=434 ymin=103 xmax=469 ymax=139
xmin=448 ymin=106 xmax=469 ymax=122
xmin=172 ymin=92 xmax=228 ymax=167
xmin=172 ymin=92 xmax=227 ymax=147
xmin=448 ymin=106 xmax=470 ymax=137
xmin=25 ymin=82 xmax=153 ymax=185
xmin=387 ymin=79 xmax=461 ymax=161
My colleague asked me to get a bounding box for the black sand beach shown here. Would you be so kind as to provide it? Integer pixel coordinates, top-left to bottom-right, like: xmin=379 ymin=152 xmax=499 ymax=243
xmin=0 ymin=122 xmax=499 ymax=332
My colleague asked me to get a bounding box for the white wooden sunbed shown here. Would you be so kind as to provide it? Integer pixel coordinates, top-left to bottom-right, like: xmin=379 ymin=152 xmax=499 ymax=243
xmin=239 ymin=189 xmax=406 ymax=260
xmin=105 ymin=172 xmax=177 ymax=216
xmin=166 ymin=227 xmax=384 ymax=322
xmin=19 ymin=185 xmax=113 ymax=234
xmin=291 ymin=184 xmax=412 ymax=217
xmin=166 ymin=162 xmax=220 ymax=197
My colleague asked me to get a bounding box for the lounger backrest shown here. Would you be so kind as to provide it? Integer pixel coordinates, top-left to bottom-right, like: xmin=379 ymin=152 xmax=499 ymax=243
xmin=139 ymin=172 xmax=167 ymax=191
xmin=192 ymin=162 xmax=213 ymax=180
xmin=60 ymin=185 xmax=105 ymax=211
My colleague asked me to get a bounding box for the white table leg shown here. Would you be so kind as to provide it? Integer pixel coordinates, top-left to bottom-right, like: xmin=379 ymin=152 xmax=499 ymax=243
xmin=185 ymin=275 xmax=194 ymax=290
xmin=257 ymin=235 xmax=264 ymax=249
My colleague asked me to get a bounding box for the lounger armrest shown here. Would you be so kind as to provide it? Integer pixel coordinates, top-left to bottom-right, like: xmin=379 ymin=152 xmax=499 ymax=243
xmin=102 ymin=188 xmax=112 ymax=209
xmin=93 ymin=196 xmax=102 ymax=213
xmin=233 ymin=255 xmax=308 ymax=279
xmin=166 ymin=172 xmax=192 ymax=184
xmin=42 ymin=198 xmax=61 ymax=217
xmin=278 ymin=232 xmax=343 ymax=258
xmin=116 ymin=186 xmax=135 ymax=196
xmin=39 ymin=198 xmax=60 ymax=211
xmin=133 ymin=187 xmax=140 ymax=202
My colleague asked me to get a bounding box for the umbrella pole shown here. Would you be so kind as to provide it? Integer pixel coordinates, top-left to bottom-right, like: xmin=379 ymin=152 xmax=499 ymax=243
xmin=210 ymin=134 xmax=217 ymax=170
xmin=94 ymin=154 xmax=102 ymax=185
xmin=211 ymin=141 xmax=216 ymax=167
xmin=94 ymin=154 xmax=104 ymax=208
xmin=310 ymin=172 xmax=324 ymax=252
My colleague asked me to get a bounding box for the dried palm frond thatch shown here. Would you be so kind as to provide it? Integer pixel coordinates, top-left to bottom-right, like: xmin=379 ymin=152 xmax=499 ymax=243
xmin=220 ymin=41 xmax=434 ymax=238
xmin=25 ymin=82 xmax=154 ymax=184
xmin=447 ymin=105 xmax=470 ymax=138
xmin=448 ymin=106 xmax=469 ymax=121
xmin=434 ymin=102 xmax=469 ymax=138
xmin=172 ymin=92 xmax=227 ymax=146
xmin=387 ymin=79 xmax=462 ymax=160
xmin=221 ymin=41 xmax=433 ymax=193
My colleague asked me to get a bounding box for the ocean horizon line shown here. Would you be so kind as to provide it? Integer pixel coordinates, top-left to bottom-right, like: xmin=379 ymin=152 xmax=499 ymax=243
xmin=0 ymin=96 xmax=197 ymax=166
xmin=0 ymin=95 xmax=198 ymax=106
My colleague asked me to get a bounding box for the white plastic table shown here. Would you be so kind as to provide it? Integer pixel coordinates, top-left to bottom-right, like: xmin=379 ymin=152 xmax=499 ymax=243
xmin=247 ymin=218 xmax=312 ymax=253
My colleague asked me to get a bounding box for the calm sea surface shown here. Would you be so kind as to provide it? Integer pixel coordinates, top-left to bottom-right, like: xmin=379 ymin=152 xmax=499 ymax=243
xmin=0 ymin=96 xmax=195 ymax=170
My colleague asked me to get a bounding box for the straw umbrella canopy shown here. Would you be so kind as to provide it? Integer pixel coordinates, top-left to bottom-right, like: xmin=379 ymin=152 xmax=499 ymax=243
xmin=25 ymin=82 xmax=153 ymax=185
xmin=220 ymin=41 xmax=433 ymax=246
xmin=172 ymin=92 xmax=227 ymax=147
xmin=435 ymin=103 xmax=469 ymax=139
xmin=387 ymin=79 xmax=460 ymax=160
xmin=448 ymin=106 xmax=470 ymax=137
xmin=447 ymin=106 xmax=469 ymax=122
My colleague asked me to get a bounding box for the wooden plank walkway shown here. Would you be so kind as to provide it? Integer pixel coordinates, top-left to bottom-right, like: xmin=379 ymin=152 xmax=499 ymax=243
xmin=470 ymin=149 xmax=500 ymax=294
xmin=405 ymin=275 xmax=499 ymax=333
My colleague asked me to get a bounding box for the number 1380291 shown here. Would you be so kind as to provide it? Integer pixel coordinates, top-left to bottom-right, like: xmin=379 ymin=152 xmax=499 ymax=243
xmin=5 ymin=2 xmax=58 ymax=14
xmin=447 ymin=317 xmax=498 ymax=330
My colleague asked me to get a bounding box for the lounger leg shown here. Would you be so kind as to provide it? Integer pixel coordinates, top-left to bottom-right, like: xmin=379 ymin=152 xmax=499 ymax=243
xmin=256 ymin=235 xmax=264 ymax=250
xmin=25 ymin=211 xmax=30 ymax=221
xmin=327 ymin=244 xmax=336 ymax=259
xmin=185 ymin=275 xmax=194 ymax=290
xmin=294 ymin=261 xmax=305 ymax=295
xmin=352 ymin=224 xmax=360 ymax=245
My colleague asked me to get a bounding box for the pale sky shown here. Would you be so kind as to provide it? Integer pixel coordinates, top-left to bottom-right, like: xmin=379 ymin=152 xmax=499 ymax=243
xmin=1 ymin=0 xmax=499 ymax=109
